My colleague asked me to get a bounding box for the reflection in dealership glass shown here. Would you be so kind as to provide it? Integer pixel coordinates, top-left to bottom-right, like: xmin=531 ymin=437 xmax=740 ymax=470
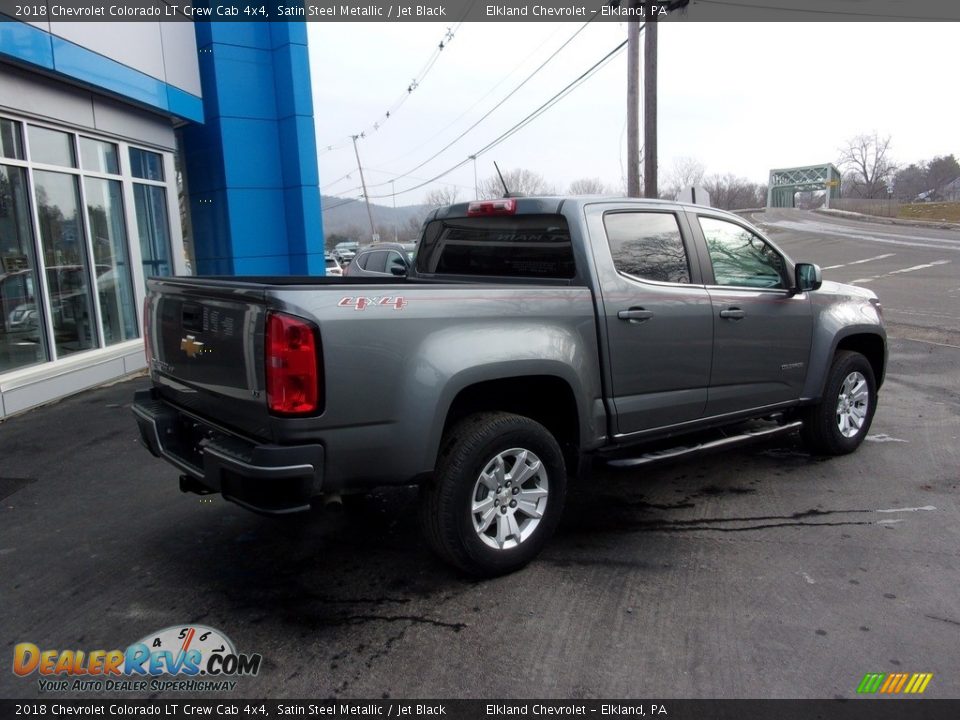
xmin=6 ymin=265 xmax=110 ymax=342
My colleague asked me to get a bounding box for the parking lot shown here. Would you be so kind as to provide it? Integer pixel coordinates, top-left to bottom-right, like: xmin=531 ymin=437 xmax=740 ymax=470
xmin=1 ymin=209 xmax=958 ymax=700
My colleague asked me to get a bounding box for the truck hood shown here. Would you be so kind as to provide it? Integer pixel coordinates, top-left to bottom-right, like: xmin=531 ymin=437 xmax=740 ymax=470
xmin=818 ymin=279 xmax=879 ymax=302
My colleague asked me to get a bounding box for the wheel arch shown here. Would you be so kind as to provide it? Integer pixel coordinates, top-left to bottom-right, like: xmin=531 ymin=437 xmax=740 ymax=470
xmin=802 ymin=326 xmax=887 ymax=401
xmin=438 ymin=374 xmax=582 ymax=473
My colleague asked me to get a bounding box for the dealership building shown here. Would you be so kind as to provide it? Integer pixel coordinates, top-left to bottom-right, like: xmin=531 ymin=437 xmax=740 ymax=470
xmin=0 ymin=13 xmax=323 ymax=418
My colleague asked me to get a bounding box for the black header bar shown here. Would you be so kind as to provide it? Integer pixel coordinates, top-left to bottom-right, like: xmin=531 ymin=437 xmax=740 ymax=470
xmin=3 ymin=700 xmax=960 ymax=719
xmin=1 ymin=0 xmax=958 ymax=22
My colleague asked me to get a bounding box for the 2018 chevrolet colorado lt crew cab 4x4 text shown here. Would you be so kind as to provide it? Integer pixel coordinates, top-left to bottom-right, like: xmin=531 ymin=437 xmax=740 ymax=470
xmin=133 ymin=197 xmax=886 ymax=576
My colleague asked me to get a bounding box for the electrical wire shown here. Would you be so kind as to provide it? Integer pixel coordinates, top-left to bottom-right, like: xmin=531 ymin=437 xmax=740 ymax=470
xmin=318 ymin=22 xmax=466 ymax=154
xmin=376 ymin=24 xmax=568 ymax=168
xmin=363 ymin=18 xmax=598 ymax=190
xmin=693 ymin=0 xmax=956 ymax=20
xmin=366 ymin=38 xmax=629 ymax=201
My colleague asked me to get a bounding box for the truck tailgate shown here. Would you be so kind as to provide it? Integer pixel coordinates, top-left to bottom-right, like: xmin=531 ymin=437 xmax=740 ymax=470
xmin=147 ymin=278 xmax=271 ymax=439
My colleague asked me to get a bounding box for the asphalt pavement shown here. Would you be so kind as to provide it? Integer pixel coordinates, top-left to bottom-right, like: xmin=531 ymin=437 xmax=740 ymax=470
xmin=1 ymin=209 xmax=958 ymax=700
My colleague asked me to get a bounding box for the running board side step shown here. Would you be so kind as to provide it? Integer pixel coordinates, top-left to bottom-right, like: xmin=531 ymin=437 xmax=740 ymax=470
xmin=606 ymin=421 xmax=803 ymax=468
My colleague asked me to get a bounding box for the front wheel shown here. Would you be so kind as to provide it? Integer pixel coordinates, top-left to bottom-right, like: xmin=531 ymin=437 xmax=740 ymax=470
xmin=801 ymin=350 xmax=877 ymax=455
xmin=420 ymin=412 xmax=567 ymax=577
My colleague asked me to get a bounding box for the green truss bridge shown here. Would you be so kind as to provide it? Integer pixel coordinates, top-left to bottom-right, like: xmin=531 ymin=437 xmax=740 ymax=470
xmin=767 ymin=163 xmax=842 ymax=208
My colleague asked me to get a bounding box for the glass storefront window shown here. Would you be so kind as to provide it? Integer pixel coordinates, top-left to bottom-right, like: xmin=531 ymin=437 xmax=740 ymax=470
xmin=0 ymin=164 xmax=48 ymax=372
xmin=134 ymin=184 xmax=173 ymax=277
xmin=1 ymin=119 xmax=24 ymax=160
xmin=85 ymin=178 xmax=138 ymax=344
xmin=129 ymin=148 xmax=164 ymax=181
xmin=28 ymin=126 xmax=77 ymax=168
xmin=80 ymin=138 xmax=120 ymax=175
xmin=0 ymin=118 xmax=179 ymax=378
xmin=33 ymin=170 xmax=97 ymax=356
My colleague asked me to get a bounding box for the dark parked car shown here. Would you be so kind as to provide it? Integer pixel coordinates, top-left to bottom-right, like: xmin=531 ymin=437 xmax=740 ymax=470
xmin=343 ymin=242 xmax=416 ymax=277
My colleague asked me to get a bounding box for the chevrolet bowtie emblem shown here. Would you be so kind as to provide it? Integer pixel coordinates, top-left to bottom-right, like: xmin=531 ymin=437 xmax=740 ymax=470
xmin=180 ymin=335 xmax=205 ymax=358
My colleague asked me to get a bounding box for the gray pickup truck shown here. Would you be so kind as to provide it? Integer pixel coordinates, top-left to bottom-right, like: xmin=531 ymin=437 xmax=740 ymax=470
xmin=133 ymin=197 xmax=886 ymax=576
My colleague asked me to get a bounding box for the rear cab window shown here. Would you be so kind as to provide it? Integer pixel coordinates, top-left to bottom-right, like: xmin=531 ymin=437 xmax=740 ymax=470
xmin=416 ymin=215 xmax=575 ymax=279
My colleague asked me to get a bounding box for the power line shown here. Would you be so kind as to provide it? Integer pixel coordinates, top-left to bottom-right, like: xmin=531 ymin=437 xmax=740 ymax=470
xmin=693 ymin=0 xmax=955 ymax=20
xmin=367 ymin=38 xmax=628 ymax=201
xmin=375 ymin=24 xmax=567 ymax=168
xmin=321 ymin=197 xmax=362 ymax=213
xmin=318 ymin=23 xmax=465 ymax=155
xmin=363 ymin=19 xmax=598 ymax=190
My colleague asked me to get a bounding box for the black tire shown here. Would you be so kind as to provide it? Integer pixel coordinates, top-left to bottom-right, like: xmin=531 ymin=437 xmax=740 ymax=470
xmin=801 ymin=350 xmax=877 ymax=455
xmin=419 ymin=412 xmax=567 ymax=577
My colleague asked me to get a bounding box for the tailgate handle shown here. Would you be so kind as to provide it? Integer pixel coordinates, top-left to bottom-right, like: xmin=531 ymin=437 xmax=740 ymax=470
xmin=182 ymin=304 xmax=203 ymax=332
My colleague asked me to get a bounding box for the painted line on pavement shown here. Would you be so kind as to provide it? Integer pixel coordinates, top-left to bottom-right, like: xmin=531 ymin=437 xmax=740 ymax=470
xmin=823 ymin=253 xmax=896 ymax=270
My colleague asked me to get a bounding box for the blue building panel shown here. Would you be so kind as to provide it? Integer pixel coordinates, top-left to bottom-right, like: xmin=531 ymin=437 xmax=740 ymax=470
xmin=283 ymin=186 xmax=326 ymax=275
xmin=0 ymin=22 xmax=203 ymax=123
xmin=0 ymin=21 xmax=54 ymax=70
xmin=189 ymin=189 xmax=234 ymax=276
xmin=197 ymin=22 xmax=274 ymax=51
xmin=271 ymin=42 xmax=314 ymax=119
xmin=277 ymin=115 xmax=320 ymax=188
xmin=166 ymin=85 xmax=204 ymax=122
xmin=227 ymin=187 xmax=292 ymax=276
xmin=270 ymin=20 xmax=309 ymax=48
xmin=219 ymin=118 xmax=284 ymax=188
xmin=204 ymin=43 xmax=278 ymax=121
xmin=183 ymin=18 xmax=324 ymax=278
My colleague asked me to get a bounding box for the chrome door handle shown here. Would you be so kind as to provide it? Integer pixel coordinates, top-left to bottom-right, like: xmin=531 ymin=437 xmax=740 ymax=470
xmin=618 ymin=308 xmax=654 ymax=322
xmin=719 ymin=308 xmax=745 ymax=320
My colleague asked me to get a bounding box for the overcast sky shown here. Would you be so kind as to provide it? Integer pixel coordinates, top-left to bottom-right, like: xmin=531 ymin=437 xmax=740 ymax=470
xmin=307 ymin=22 xmax=958 ymax=206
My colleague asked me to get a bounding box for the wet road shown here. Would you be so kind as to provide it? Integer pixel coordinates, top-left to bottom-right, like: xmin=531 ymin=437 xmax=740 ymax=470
xmin=2 ymin=210 xmax=958 ymax=700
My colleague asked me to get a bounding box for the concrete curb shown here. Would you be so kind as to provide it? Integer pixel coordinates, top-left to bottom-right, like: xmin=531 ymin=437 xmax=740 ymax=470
xmin=812 ymin=208 xmax=960 ymax=231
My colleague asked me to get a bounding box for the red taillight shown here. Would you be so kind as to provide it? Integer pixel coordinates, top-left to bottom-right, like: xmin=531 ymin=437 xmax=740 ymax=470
xmin=265 ymin=312 xmax=322 ymax=415
xmin=466 ymin=198 xmax=517 ymax=216
xmin=142 ymin=298 xmax=153 ymax=369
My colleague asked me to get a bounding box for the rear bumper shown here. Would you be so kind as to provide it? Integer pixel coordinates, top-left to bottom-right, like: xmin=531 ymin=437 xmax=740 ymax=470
xmin=133 ymin=389 xmax=324 ymax=514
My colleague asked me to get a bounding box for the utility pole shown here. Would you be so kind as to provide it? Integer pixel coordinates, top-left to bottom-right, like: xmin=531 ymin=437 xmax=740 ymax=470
xmin=626 ymin=14 xmax=641 ymax=198
xmin=643 ymin=17 xmax=657 ymax=199
xmin=624 ymin=1 xmax=688 ymax=199
xmin=351 ymin=135 xmax=376 ymax=242
xmin=391 ymin=180 xmax=398 ymax=242
xmin=470 ymin=155 xmax=478 ymax=198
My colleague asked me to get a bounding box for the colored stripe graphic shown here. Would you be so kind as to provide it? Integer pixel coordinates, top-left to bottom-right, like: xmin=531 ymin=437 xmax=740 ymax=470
xmin=857 ymin=673 xmax=885 ymax=693
xmin=857 ymin=672 xmax=932 ymax=694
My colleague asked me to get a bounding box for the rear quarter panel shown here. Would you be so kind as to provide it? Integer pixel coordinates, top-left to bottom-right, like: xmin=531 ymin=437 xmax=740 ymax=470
xmin=267 ymin=284 xmax=604 ymax=490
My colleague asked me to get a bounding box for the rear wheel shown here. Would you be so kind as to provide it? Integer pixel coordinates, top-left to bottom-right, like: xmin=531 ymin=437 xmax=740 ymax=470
xmin=420 ymin=412 xmax=567 ymax=576
xmin=801 ymin=350 xmax=877 ymax=455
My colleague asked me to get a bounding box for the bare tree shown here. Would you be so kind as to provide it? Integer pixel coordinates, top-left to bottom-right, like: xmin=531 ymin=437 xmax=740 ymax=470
xmin=568 ymin=177 xmax=610 ymax=195
xmin=838 ymin=133 xmax=896 ymax=199
xmin=423 ymin=186 xmax=460 ymax=208
xmin=402 ymin=215 xmax=425 ymax=238
xmin=702 ymin=173 xmax=766 ymax=210
xmin=478 ymin=168 xmax=555 ymax=199
xmin=663 ymin=157 xmax=706 ymax=200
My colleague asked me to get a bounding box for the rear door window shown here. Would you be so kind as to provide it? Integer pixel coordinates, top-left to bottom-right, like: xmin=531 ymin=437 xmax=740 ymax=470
xmin=363 ymin=251 xmax=388 ymax=274
xmin=417 ymin=215 xmax=575 ymax=279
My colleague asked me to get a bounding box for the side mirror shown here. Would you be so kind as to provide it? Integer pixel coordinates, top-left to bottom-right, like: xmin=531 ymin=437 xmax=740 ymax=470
xmin=794 ymin=262 xmax=822 ymax=293
xmin=390 ymin=265 xmax=406 ymax=277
